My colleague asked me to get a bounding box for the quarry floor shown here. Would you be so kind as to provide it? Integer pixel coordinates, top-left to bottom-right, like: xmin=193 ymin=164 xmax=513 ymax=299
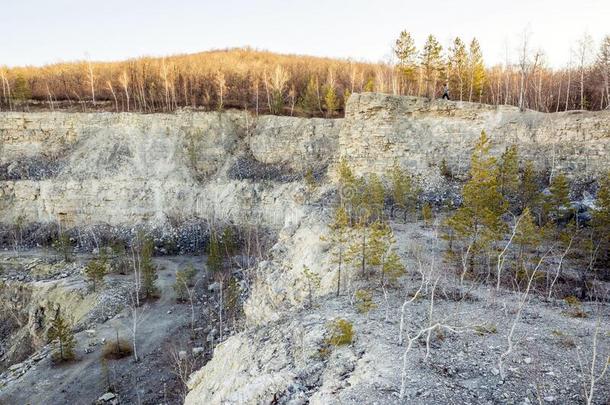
xmin=1 ymin=222 xmax=609 ymax=405
xmin=0 ymin=253 xmax=213 ymax=405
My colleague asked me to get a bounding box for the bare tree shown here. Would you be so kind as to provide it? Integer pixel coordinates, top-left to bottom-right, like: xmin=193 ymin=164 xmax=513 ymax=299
xmin=577 ymin=314 xmax=610 ymax=405
xmin=575 ymin=33 xmax=594 ymax=110
xmin=120 ymin=71 xmax=130 ymax=112
xmin=498 ymin=246 xmax=554 ymax=379
xmin=85 ymin=53 xmax=96 ymax=104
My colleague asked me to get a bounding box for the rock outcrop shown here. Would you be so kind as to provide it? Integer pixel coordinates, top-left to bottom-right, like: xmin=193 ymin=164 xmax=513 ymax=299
xmin=0 ymin=112 xmax=340 ymax=231
xmin=2 ymin=94 xmax=608 ymax=231
xmin=339 ymin=93 xmax=610 ymax=182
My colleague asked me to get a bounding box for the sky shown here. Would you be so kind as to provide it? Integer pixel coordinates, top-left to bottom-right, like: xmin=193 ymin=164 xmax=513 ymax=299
xmin=1 ymin=0 xmax=608 ymax=68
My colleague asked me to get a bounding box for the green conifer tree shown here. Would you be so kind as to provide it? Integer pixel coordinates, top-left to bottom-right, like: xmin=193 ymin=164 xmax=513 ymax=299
xmin=467 ymin=38 xmax=486 ymax=102
xmin=382 ymin=250 xmax=406 ymax=286
xmin=364 ymin=173 xmax=385 ymax=220
xmin=324 ymin=85 xmax=338 ymax=117
xmin=48 ymin=308 xmax=76 ymax=362
xmin=12 ymin=74 xmax=31 ymax=104
xmin=337 ymin=157 xmax=359 ymax=220
xmin=390 ymin=163 xmax=417 ymax=221
xmin=173 ymin=264 xmax=196 ymax=302
xmin=302 ymin=265 xmax=321 ymax=308
xmin=498 ymin=145 xmax=520 ymax=205
xmin=207 ymin=230 xmax=223 ymax=274
xmin=140 ymin=237 xmax=159 ymax=299
xmin=394 ymin=31 xmax=418 ymax=84
xmin=448 ymin=37 xmax=468 ymax=101
xmin=592 ymin=172 xmax=610 ymax=270
xmin=300 ymin=77 xmax=320 ymax=117
xmin=420 ymin=35 xmax=444 ymax=98
xmin=519 ymin=160 xmax=542 ymax=213
xmin=322 ymin=205 xmax=349 ymax=296
xmin=447 ymin=131 xmax=507 ymax=272
xmin=84 ymin=255 xmax=107 ymax=292
xmin=513 ymin=208 xmax=543 ymax=286
xmin=544 ymin=173 xmax=570 ymax=224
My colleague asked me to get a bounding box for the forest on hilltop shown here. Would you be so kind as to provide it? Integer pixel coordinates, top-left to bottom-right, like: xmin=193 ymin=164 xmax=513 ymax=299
xmin=1 ymin=31 xmax=609 ymax=115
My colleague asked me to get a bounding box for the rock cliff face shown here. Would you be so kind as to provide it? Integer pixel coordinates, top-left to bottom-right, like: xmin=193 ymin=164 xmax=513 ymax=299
xmin=2 ymin=94 xmax=608 ymax=231
xmin=339 ymin=93 xmax=610 ymax=182
xmin=0 ymin=112 xmax=340 ymax=231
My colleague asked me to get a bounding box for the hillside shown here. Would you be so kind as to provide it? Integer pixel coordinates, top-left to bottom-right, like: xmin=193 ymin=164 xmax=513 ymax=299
xmin=2 ymin=46 xmax=608 ymax=117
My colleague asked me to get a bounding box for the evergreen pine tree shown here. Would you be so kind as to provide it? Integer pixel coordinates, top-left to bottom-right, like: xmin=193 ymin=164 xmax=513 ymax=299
xmin=467 ymin=38 xmax=486 ymax=102
xmin=447 ymin=131 xmax=507 ymax=271
xmin=140 ymin=237 xmax=159 ymax=299
xmin=368 ymin=221 xmax=393 ymax=272
xmin=53 ymin=229 xmax=73 ymax=262
xmin=382 ymin=250 xmax=406 ymax=286
xmin=364 ymin=173 xmax=385 ymax=220
xmin=48 ymin=308 xmax=76 ymax=362
xmin=302 ymin=265 xmax=321 ymax=308
xmin=343 ymin=89 xmax=351 ymax=108
xmin=394 ymin=31 xmax=418 ymax=83
xmin=519 ymin=160 xmax=542 ymax=213
xmin=324 ymin=85 xmax=338 ymax=117
xmin=448 ymin=37 xmax=468 ymax=101
xmin=420 ymin=35 xmax=444 ymax=98
xmin=207 ymin=230 xmax=223 ymax=274
xmin=592 ymin=172 xmax=610 ymax=270
xmin=12 ymin=74 xmax=31 ymax=104
xmin=173 ymin=264 xmax=196 ymax=302
xmin=390 ymin=163 xmax=416 ymax=221
xmin=498 ymin=145 xmax=520 ymax=206
xmin=544 ymin=173 xmax=570 ymax=224
xmin=84 ymin=255 xmax=107 ymax=292
xmin=346 ymin=217 xmax=370 ymax=279
xmin=337 ymin=157 xmax=359 ymax=220
xmin=300 ymin=77 xmax=319 ymax=117
xmin=322 ymin=205 xmax=349 ymax=296
xmin=513 ymin=208 xmax=542 ymax=285
xmin=304 ymin=167 xmax=318 ymax=194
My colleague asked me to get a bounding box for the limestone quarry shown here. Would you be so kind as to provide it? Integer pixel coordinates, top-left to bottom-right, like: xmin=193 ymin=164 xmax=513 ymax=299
xmin=0 ymin=93 xmax=609 ymax=404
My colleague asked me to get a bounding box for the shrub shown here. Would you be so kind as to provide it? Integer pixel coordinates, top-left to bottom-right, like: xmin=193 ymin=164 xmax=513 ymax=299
xmin=422 ymin=203 xmax=433 ymax=225
xmin=354 ymin=289 xmax=376 ymax=314
xmin=562 ymin=296 xmax=588 ymax=318
xmin=440 ymin=158 xmax=453 ymax=180
xmin=474 ymin=323 xmax=498 ymax=336
xmin=326 ymin=318 xmax=354 ymax=346
xmin=102 ymin=338 xmax=133 ymax=360
xmin=174 ymin=265 xmax=197 ymax=302
xmin=48 ymin=309 xmax=76 ymax=363
xmin=304 ymin=167 xmax=318 ymax=193
xmin=52 ymin=230 xmax=74 ymax=262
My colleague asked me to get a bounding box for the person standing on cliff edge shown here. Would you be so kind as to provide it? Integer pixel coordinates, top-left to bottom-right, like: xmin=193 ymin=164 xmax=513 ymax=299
xmin=442 ymin=83 xmax=450 ymax=100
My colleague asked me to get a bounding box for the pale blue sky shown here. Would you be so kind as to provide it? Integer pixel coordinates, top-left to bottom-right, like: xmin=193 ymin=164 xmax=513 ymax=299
xmin=1 ymin=0 xmax=608 ymax=67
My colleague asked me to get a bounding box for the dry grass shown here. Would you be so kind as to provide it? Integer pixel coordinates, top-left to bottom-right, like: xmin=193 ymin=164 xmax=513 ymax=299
xmin=101 ymin=338 xmax=133 ymax=360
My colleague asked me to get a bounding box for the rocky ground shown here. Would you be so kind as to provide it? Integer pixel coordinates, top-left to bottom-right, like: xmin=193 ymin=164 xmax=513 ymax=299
xmin=0 ymin=252 xmax=222 ymax=404
xmin=186 ymin=221 xmax=610 ymax=405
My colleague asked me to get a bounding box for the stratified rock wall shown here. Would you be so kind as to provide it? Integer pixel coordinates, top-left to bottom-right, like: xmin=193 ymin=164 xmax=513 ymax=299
xmin=339 ymin=93 xmax=610 ymax=182
xmin=0 ymin=112 xmax=339 ymax=229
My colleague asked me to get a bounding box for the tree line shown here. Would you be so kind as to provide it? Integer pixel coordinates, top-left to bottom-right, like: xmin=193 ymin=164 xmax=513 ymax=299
xmin=1 ymin=34 xmax=609 ymax=115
